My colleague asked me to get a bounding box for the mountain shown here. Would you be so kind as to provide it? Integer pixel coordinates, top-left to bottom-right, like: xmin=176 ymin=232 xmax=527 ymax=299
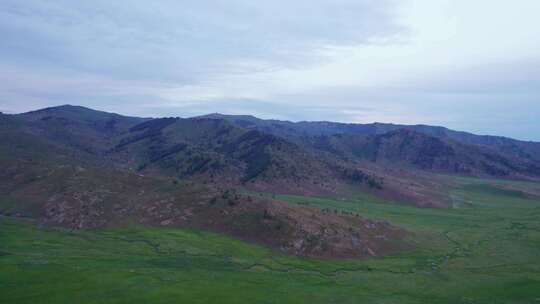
xmin=4 ymin=106 xmax=540 ymax=203
xmin=3 ymin=104 xmax=540 ymax=257
xmin=0 ymin=108 xmax=405 ymax=258
xmin=6 ymin=106 xmax=382 ymax=195
xmin=2 ymin=105 xmax=540 ymax=196
xmin=112 ymin=117 xmax=342 ymax=194
xmin=202 ymin=113 xmax=540 ymax=179
xmin=16 ymin=105 xmax=148 ymax=156
xmin=310 ymin=129 xmax=540 ymax=178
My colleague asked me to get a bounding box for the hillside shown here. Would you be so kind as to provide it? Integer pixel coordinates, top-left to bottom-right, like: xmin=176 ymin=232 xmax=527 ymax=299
xmin=8 ymin=106 xmax=384 ymax=195
xmin=3 ymin=105 xmax=540 ymax=209
xmin=202 ymin=113 xmax=540 ymax=180
xmin=18 ymin=105 xmax=148 ymax=155
xmin=2 ymin=105 xmax=539 ymax=210
xmin=0 ymin=157 xmax=403 ymax=258
xmin=310 ymin=129 xmax=540 ymax=179
xmin=111 ymin=117 xmax=347 ymax=194
xmin=3 ymin=175 xmax=540 ymax=304
xmin=1 ymin=107 xmax=407 ymax=258
xmin=3 ymin=104 xmax=540 ymax=304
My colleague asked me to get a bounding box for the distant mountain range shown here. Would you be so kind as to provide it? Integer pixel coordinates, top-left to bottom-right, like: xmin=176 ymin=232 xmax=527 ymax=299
xmin=1 ymin=105 xmax=539 ymax=257
xmin=200 ymin=112 xmax=540 ymax=164
xmin=3 ymin=105 xmax=540 ymax=200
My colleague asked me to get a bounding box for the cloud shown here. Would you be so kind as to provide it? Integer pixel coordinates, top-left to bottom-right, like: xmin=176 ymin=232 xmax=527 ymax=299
xmin=0 ymin=0 xmax=405 ymax=118
xmin=1 ymin=0 xmax=539 ymax=141
xmin=0 ymin=0 xmax=402 ymax=82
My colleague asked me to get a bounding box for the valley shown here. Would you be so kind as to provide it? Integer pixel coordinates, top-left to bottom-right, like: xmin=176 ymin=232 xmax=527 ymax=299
xmin=3 ymin=1 xmax=539 ymax=303
xmin=2 ymin=176 xmax=540 ymax=304
xmin=1 ymin=105 xmax=540 ymax=303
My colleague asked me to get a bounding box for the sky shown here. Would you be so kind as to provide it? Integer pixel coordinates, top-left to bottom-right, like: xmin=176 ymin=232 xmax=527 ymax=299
xmin=1 ymin=0 xmax=539 ymax=140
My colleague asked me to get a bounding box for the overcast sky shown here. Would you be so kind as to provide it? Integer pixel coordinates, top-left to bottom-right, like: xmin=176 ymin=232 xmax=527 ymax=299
xmin=1 ymin=0 xmax=539 ymax=140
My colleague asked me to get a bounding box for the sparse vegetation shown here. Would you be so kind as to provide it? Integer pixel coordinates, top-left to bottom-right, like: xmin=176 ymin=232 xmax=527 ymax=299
xmin=2 ymin=106 xmax=540 ymax=303
xmin=2 ymin=177 xmax=540 ymax=303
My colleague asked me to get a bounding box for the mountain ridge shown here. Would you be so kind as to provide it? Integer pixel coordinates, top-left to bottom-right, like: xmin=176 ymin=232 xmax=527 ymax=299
xmin=199 ymin=112 xmax=540 ymax=145
xmin=20 ymin=106 xmax=539 ymax=144
xmin=4 ymin=105 xmax=540 ymax=206
xmin=2 ymin=104 xmax=539 ymax=258
xmin=200 ymin=112 xmax=540 ymax=165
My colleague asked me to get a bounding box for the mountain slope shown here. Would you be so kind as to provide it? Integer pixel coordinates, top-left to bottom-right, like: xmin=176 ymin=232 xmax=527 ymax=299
xmin=16 ymin=105 xmax=148 ymax=155
xmin=0 ymin=156 xmax=404 ymax=258
xmin=112 ymin=117 xmax=376 ymax=194
xmin=313 ymin=129 xmax=540 ymax=178
xmin=7 ymin=107 xmax=383 ymax=195
xmin=202 ymin=113 xmax=540 ymax=179
xmin=6 ymin=105 xmax=540 ymax=209
xmin=2 ymin=107 xmax=409 ymax=257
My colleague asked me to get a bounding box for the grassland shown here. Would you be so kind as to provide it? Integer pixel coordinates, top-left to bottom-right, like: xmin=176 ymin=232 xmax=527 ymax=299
xmin=2 ymin=177 xmax=540 ymax=304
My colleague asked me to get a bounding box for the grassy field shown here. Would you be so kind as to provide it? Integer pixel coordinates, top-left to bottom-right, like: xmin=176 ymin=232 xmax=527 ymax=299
xmin=2 ymin=177 xmax=540 ymax=303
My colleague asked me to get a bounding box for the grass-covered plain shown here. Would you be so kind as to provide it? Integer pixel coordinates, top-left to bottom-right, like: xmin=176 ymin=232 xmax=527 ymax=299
xmin=2 ymin=177 xmax=540 ymax=304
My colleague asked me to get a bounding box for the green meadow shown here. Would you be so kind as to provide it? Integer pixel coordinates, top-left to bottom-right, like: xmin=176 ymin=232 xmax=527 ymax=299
xmin=2 ymin=177 xmax=540 ymax=304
